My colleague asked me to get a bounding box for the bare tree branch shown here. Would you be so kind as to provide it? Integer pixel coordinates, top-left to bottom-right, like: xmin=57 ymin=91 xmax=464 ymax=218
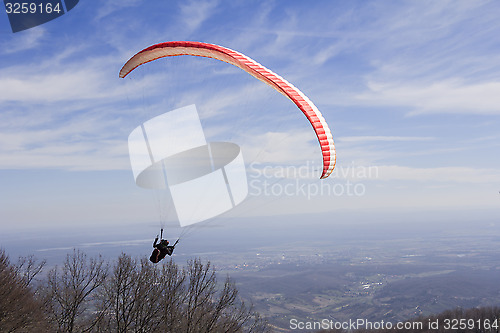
xmin=41 ymin=249 xmax=108 ymax=333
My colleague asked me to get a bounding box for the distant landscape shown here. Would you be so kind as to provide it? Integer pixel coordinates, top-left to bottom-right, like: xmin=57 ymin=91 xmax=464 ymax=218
xmin=229 ymin=246 xmax=500 ymax=331
xmin=191 ymin=216 xmax=500 ymax=331
xmin=2 ymin=213 xmax=500 ymax=332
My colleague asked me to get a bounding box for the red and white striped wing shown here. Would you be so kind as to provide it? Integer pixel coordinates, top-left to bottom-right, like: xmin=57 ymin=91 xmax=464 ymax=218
xmin=120 ymin=41 xmax=336 ymax=179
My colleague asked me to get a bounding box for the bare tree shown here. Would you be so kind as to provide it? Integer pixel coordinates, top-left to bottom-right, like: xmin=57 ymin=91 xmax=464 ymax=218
xmin=42 ymin=249 xmax=108 ymax=333
xmin=15 ymin=254 xmax=46 ymax=287
xmin=170 ymin=258 xmax=269 ymax=333
xmin=93 ymin=253 xmax=163 ymax=333
xmin=0 ymin=249 xmax=47 ymax=332
xmin=3 ymin=247 xmax=268 ymax=332
xmin=208 ymin=279 xmax=269 ymax=333
xmin=92 ymin=255 xmax=268 ymax=333
xmin=157 ymin=258 xmax=187 ymax=332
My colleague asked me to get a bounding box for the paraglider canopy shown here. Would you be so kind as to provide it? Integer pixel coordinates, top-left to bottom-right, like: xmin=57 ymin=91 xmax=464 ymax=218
xmin=120 ymin=41 xmax=336 ymax=179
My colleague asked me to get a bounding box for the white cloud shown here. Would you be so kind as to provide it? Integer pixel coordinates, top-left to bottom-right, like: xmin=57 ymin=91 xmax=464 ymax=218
xmin=240 ymin=130 xmax=318 ymax=167
xmin=375 ymin=165 xmax=500 ymax=184
xmin=94 ymin=0 xmax=143 ymax=21
xmin=338 ymin=136 xmax=435 ymax=143
xmin=179 ymin=0 xmax=219 ymax=33
xmin=0 ymin=55 xmax=133 ymax=104
xmin=175 ymin=82 xmax=271 ymax=120
xmin=0 ymin=28 xmax=45 ymax=54
xmin=0 ymin=123 xmax=130 ymax=171
xmin=357 ymin=79 xmax=500 ymax=115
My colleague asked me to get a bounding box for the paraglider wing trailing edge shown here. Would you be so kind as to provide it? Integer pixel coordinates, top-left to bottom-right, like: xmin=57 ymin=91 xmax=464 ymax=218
xmin=119 ymin=41 xmax=336 ymax=179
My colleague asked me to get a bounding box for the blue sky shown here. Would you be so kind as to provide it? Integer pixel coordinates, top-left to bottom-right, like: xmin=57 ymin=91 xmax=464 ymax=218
xmin=1 ymin=1 xmax=499 ymax=235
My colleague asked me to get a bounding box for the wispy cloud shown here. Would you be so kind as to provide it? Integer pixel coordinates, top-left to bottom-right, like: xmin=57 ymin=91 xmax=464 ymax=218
xmin=338 ymin=136 xmax=435 ymax=143
xmin=357 ymin=79 xmax=500 ymax=115
xmin=240 ymin=130 xmax=318 ymax=167
xmin=375 ymin=165 xmax=500 ymax=184
xmin=37 ymin=238 xmax=150 ymax=252
xmin=94 ymin=0 xmax=143 ymax=21
xmin=0 ymin=125 xmax=130 ymax=171
xmin=179 ymin=0 xmax=219 ymax=33
xmin=0 ymin=28 xmax=45 ymax=54
xmin=0 ymin=54 xmax=129 ymax=104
